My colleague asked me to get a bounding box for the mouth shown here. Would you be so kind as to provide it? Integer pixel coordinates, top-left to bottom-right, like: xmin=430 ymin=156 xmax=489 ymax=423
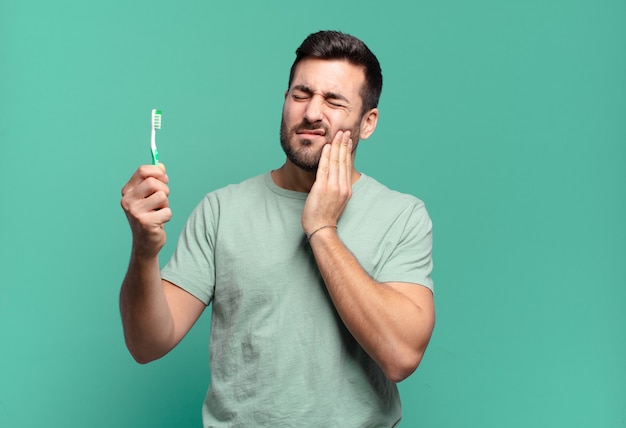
xmin=296 ymin=129 xmax=326 ymax=137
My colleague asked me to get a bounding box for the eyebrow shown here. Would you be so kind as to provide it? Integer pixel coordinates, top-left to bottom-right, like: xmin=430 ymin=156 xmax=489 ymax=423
xmin=292 ymin=85 xmax=350 ymax=103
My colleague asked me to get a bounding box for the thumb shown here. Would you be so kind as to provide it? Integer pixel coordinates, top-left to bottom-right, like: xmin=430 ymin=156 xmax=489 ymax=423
xmin=155 ymin=162 xmax=168 ymax=183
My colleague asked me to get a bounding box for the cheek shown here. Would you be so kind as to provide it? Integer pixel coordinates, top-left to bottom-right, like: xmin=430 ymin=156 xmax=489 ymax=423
xmin=282 ymin=104 xmax=302 ymax=126
xmin=326 ymin=111 xmax=347 ymax=128
xmin=334 ymin=114 xmax=362 ymax=136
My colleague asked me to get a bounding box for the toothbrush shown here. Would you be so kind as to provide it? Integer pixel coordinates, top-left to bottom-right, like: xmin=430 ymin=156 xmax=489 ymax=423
xmin=150 ymin=109 xmax=162 ymax=165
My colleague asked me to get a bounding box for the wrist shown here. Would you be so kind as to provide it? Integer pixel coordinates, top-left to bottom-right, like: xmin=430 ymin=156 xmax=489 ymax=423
xmin=306 ymin=224 xmax=337 ymax=241
xmin=131 ymin=239 xmax=163 ymax=261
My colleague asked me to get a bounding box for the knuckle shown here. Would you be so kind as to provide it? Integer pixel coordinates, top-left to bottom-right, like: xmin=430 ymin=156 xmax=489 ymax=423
xmin=137 ymin=165 xmax=152 ymax=175
xmin=120 ymin=194 xmax=137 ymax=212
xmin=130 ymin=206 xmax=145 ymax=222
xmin=145 ymin=176 xmax=159 ymax=187
xmin=154 ymin=190 xmax=169 ymax=205
xmin=161 ymin=207 xmax=173 ymax=221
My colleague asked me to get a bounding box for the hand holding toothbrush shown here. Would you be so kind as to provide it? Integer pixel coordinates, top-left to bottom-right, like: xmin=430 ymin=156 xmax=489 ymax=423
xmin=120 ymin=163 xmax=171 ymax=258
xmin=120 ymin=109 xmax=170 ymax=258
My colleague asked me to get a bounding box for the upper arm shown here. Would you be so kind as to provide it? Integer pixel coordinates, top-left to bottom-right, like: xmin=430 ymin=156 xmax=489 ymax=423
xmin=163 ymin=279 xmax=206 ymax=346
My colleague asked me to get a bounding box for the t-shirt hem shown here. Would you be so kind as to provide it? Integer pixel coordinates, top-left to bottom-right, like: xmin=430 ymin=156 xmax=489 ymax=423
xmin=378 ymin=277 xmax=434 ymax=293
xmin=161 ymin=270 xmax=211 ymax=305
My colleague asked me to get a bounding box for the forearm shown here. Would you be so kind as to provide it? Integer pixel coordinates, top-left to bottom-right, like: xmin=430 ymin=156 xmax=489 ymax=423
xmin=119 ymin=250 xmax=175 ymax=364
xmin=309 ymin=228 xmax=433 ymax=382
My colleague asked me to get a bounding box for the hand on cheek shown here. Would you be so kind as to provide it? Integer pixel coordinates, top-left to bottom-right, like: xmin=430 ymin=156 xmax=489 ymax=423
xmin=302 ymin=130 xmax=354 ymax=237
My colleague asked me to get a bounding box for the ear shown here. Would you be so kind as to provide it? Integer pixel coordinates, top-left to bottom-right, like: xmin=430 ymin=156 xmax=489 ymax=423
xmin=359 ymin=108 xmax=379 ymax=140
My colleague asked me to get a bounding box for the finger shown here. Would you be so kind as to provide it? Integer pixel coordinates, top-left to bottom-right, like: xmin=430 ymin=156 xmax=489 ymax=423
xmin=338 ymin=131 xmax=351 ymax=187
xmin=139 ymin=186 xmax=170 ymax=211
xmin=123 ymin=189 xmax=171 ymax=232
xmin=346 ymin=137 xmax=353 ymax=186
xmin=135 ymin=202 xmax=172 ymax=225
xmin=122 ymin=165 xmax=169 ymax=196
xmin=131 ymin=206 xmax=172 ymax=239
xmin=327 ymin=130 xmax=344 ymax=184
xmin=121 ymin=178 xmax=170 ymax=217
xmin=130 ymin=176 xmax=170 ymax=201
xmin=153 ymin=206 xmax=172 ymax=225
xmin=316 ymin=143 xmax=332 ymax=182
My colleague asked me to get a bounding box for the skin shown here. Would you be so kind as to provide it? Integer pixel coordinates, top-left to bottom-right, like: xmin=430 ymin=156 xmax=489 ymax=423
xmin=120 ymin=164 xmax=204 ymax=363
xmin=119 ymin=58 xmax=435 ymax=382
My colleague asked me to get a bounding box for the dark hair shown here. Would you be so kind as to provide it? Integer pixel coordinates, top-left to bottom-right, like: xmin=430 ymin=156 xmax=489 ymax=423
xmin=288 ymin=30 xmax=383 ymax=115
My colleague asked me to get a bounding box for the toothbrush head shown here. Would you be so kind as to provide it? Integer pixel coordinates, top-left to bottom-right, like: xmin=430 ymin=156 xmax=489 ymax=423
xmin=150 ymin=109 xmax=162 ymax=165
xmin=151 ymin=109 xmax=162 ymax=130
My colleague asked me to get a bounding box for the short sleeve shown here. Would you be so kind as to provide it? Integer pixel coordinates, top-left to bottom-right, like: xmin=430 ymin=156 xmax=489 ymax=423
xmin=161 ymin=195 xmax=218 ymax=305
xmin=376 ymin=202 xmax=434 ymax=292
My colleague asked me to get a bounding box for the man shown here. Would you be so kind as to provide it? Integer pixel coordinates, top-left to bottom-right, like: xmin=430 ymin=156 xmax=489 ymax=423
xmin=120 ymin=30 xmax=435 ymax=426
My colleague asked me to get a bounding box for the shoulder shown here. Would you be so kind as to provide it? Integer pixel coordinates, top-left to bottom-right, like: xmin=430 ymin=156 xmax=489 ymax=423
xmin=185 ymin=173 xmax=269 ymax=224
xmin=354 ymin=174 xmax=428 ymax=214
xmin=198 ymin=173 xmax=270 ymax=207
xmin=209 ymin=173 xmax=268 ymax=198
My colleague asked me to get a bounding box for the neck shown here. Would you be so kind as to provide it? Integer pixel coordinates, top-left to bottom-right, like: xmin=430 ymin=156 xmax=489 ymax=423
xmin=271 ymin=159 xmax=361 ymax=192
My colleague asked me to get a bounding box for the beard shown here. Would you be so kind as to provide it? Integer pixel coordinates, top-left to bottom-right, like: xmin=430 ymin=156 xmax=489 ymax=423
xmin=279 ymin=118 xmax=328 ymax=172
xmin=279 ymin=118 xmax=359 ymax=173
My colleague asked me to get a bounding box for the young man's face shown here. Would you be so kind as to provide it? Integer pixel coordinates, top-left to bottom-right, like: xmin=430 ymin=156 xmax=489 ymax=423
xmin=280 ymin=58 xmax=372 ymax=172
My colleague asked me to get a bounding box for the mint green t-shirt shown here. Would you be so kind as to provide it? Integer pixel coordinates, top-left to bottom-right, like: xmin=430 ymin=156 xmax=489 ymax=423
xmin=161 ymin=172 xmax=433 ymax=427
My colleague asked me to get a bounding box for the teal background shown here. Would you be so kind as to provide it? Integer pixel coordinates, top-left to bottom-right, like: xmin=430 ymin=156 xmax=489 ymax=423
xmin=2 ymin=0 xmax=625 ymax=427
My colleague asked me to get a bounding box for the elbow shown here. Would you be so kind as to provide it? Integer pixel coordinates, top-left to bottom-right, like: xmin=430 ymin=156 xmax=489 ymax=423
xmin=125 ymin=337 xmax=166 ymax=365
xmin=128 ymin=347 xmax=166 ymax=365
xmin=381 ymin=349 xmax=425 ymax=383
xmin=384 ymin=320 xmax=435 ymax=382
xmin=131 ymin=351 xmax=158 ymax=365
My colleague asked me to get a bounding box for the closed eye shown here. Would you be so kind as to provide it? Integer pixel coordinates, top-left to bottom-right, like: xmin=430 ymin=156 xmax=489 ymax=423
xmin=324 ymin=91 xmax=349 ymax=108
xmin=291 ymin=85 xmax=313 ymax=101
xmin=290 ymin=85 xmax=350 ymax=108
xmin=327 ymin=99 xmax=346 ymax=108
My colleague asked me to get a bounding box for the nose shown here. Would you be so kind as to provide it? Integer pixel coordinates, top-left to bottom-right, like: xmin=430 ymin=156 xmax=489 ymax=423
xmin=303 ymin=95 xmax=324 ymax=124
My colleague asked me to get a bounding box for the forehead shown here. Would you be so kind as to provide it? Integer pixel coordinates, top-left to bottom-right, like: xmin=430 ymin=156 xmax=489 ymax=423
xmin=290 ymin=58 xmax=365 ymax=99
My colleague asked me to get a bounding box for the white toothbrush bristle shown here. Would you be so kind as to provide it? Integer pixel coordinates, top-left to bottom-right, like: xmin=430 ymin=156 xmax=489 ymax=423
xmin=152 ymin=109 xmax=162 ymax=129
